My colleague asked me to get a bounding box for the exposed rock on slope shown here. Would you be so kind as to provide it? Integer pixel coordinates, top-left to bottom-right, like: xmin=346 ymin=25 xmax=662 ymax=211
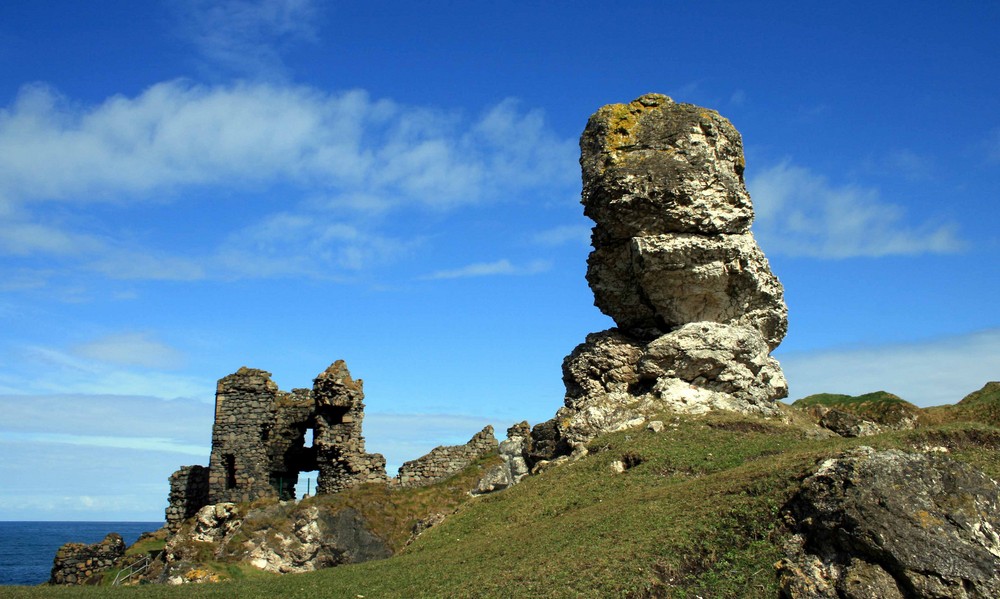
xmin=547 ymin=93 xmax=788 ymax=448
xmin=779 ymin=447 xmax=1000 ymax=598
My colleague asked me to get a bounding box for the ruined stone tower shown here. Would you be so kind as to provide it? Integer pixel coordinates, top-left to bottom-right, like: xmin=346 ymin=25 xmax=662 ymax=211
xmin=166 ymin=360 xmax=388 ymax=527
xmin=312 ymin=361 xmax=388 ymax=494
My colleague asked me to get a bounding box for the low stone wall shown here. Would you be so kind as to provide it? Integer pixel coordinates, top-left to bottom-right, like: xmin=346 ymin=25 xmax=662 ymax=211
xmin=166 ymin=465 xmax=210 ymax=533
xmin=49 ymin=533 xmax=125 ymax=585
xmin=395 ymin=426 xmax=497 ymax=487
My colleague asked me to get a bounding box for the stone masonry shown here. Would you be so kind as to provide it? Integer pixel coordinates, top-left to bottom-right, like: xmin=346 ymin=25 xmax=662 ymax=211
xmin=166 ymin=359 xmax=500 ymax=528
xmin=165 ymin=465 xmax=209 ymax=533
xmin=394 ymin=426 xmax=498 ymax=487
xmin=49 ymin=533 xmax=125 ymax=585
xmin=166 ymin=360 xmax=390 ymax=525
xmin=312 ymin=361 xmax=389 ymax=494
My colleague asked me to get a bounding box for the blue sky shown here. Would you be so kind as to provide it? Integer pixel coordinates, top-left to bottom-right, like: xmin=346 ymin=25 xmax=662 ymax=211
xmin=0 ymin=1 xmax=997 ymax=521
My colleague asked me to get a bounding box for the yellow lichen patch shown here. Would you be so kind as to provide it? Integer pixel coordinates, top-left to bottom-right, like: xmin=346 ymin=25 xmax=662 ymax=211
xmin=914 ymin=509 xmax=944 ymax=529
xmin=599 ymin=94 xmax=673 ymax=155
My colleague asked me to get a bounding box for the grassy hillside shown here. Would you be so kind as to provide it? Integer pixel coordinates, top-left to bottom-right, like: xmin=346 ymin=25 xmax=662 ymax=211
xmin=8 ymin=408 xmax=1000 ymax=598
xmin=923 ymin=382 xmax=1000 ymax=427
xmin=792 ymin=390 xmax=921 ymax=427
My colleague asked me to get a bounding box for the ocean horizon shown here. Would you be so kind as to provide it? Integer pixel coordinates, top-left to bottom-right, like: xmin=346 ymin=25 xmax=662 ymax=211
xmin=0 ymin=521 xmax=162 ymax=586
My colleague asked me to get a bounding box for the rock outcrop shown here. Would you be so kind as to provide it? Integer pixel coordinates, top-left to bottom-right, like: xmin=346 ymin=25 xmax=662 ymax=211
xmin=163 ymin=502 xmax=390 ymax=578
xmin=778 ymin=447 xmax=1000 ymax=598
xmin=547 ymin=93 xmax=788 ymax=448
xmin=473 ymin=422 xmax=532 ymax=494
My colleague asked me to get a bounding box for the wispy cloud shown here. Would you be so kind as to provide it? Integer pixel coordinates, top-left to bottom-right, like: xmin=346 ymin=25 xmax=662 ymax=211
xmin=749 ymin=161 xmax=963 ymax=258
xmin=531 ymin=224 xmax=591 ymax=247
xmin=420 ymin=259 xmax=551 ymax=280
xmin=178 ymin=0 xmax=321 ymax=79
xmin=72 ymin=332 xmax=186 ymax=369
xmin=883 ymin=149 xmax=933 ymax=181
xmin=0 ymin=344 xmax=210 ymax=399
xmin=779 ymin=328 xmax=1000 ymax=407
xmin=0 ymin=81 xmax=576 ymax=283
xmin=0 ymin=431 xmax=206 ymax=456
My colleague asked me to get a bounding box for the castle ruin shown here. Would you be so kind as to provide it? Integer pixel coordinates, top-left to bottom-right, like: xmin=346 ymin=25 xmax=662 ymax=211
xmin=166 ymin=360 xmax=495 ymax=531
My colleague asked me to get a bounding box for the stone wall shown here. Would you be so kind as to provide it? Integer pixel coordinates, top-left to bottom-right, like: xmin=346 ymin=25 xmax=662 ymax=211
xmin=165 ymin=465 xmax=209 ymax=533
xmin=207 ymin=367 xmax=282 ymax=504
xmin=395 ymin=426 xmax=497 ymax=487
xmin=49 ymin=533 xmax=125 ymax=585
xmin=313 ymin=361 xmax=388 ymax=493
xmin=169 ymin=360 xmax=389 ymax=514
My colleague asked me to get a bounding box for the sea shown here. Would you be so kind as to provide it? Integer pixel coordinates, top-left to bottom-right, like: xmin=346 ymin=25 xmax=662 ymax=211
xmin=0 ymin=521 xmax=161 ymax=586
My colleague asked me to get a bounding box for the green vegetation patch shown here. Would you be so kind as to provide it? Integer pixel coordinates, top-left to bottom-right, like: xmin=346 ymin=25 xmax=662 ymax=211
xmin=8 ymin=413 xmax=1000 ymax=599
xmin=793 ymin=390 xmax=920 ymax=427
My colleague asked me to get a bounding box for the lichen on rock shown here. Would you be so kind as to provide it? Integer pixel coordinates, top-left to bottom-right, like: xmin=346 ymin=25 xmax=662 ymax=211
xmin=779 ymin=447 xmax=1000 ymax=598
xmin=547 ymin=93 xmax=789 ymax=448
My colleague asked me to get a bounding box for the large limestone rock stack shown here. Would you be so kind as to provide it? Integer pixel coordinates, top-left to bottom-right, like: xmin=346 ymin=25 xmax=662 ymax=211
xmin=551 ymin=94 xmax=788 ymax=447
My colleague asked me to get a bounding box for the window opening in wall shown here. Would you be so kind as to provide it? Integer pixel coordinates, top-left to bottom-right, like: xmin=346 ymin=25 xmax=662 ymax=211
xmin=304 ymin=428 xmax=314 ymax=448
xmin=296 ymin=470 xmax=318 ymax=500
xmin=224 ymin=454 xmax=237 ymax=489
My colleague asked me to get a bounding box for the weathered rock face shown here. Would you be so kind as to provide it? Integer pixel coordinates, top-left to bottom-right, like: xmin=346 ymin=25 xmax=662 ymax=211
xmin=49 ymin=533 xmax=125 ymax=585
xmin=556 ymin=323 xmax=786 ymax=446
xmin=778 ymin=448 xmax=1000 ymax=598
xmin=244 ymin=506 xmax=391 ymax=574
xmin=473 ymin=422 xmax=532 ymax=495
xmin=581 ymin=93 xmax=786 ymax=347
xmin=551 ymin=94 xmax=788 ymax=447
xmin=580 ymin=94 xmax=753 ymax=239
xmin=163 ymin=501 xmax=390 ymax=578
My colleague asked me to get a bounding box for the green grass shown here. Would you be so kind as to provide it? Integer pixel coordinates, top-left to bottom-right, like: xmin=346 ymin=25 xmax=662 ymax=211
xmin=7 ymin=411 xmax=1000 ymax=598
xmin=792 ymin=390 xmax=921 ymax=427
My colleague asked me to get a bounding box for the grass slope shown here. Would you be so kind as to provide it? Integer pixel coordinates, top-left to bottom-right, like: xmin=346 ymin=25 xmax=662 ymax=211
xmin=8 ymin=409 xmax=1000 ymax=598
xmin=792 ymin=390 xmax=920 ymax=427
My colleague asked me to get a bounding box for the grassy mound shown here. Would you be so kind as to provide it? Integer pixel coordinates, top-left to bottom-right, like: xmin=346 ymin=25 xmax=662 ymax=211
xmin=792 ymin=390 xmax=920 ymax=427
xmin=922 ymin=382 xmax=1000 ymax=427
xmin=9 ymin=409 xmax=1000 ymax=598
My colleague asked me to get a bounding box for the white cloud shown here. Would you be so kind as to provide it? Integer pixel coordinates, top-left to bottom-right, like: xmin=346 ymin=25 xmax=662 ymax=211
xmin=0 ymin=431 xmax=206 ymax=456
xmin=0 ymin=217 xmax=104 ymax=256
xmin=179 ymin=0 xmax=320 ymax=78
xmin=420 ymin=259 xmax=551 ymax=280
xmin=72 ymin=332 xmax=186 ymax=369
xmin=749 ymin=161 xmax=963 ymax=258
xmin=531 ymin=224 xmax=591 ymax=247
xmin=778 ymin=328 xmax=1000 ymax=407
xmin=0 ymin=81 xmax=577 ymax=281
xmin=87 ymin=250 xmax=207 ymax=281
xmin=0 ymin=345 xmax=210 ymax=399
xmin=884 ymin=149 xmax=932 ymax=181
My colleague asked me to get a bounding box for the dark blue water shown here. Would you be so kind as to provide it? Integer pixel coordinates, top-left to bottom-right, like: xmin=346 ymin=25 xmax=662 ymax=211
xmin=0 ymin=521 xmax=161 ymax=586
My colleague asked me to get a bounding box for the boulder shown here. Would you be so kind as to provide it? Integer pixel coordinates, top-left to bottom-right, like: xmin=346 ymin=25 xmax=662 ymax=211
xmin=778 ymin=447 xmax=1000 ymax=598
xmin=556 ymin=323 xmax=786 ymax=446
xmin=580 ymin=93 xmax=753 ymax=239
